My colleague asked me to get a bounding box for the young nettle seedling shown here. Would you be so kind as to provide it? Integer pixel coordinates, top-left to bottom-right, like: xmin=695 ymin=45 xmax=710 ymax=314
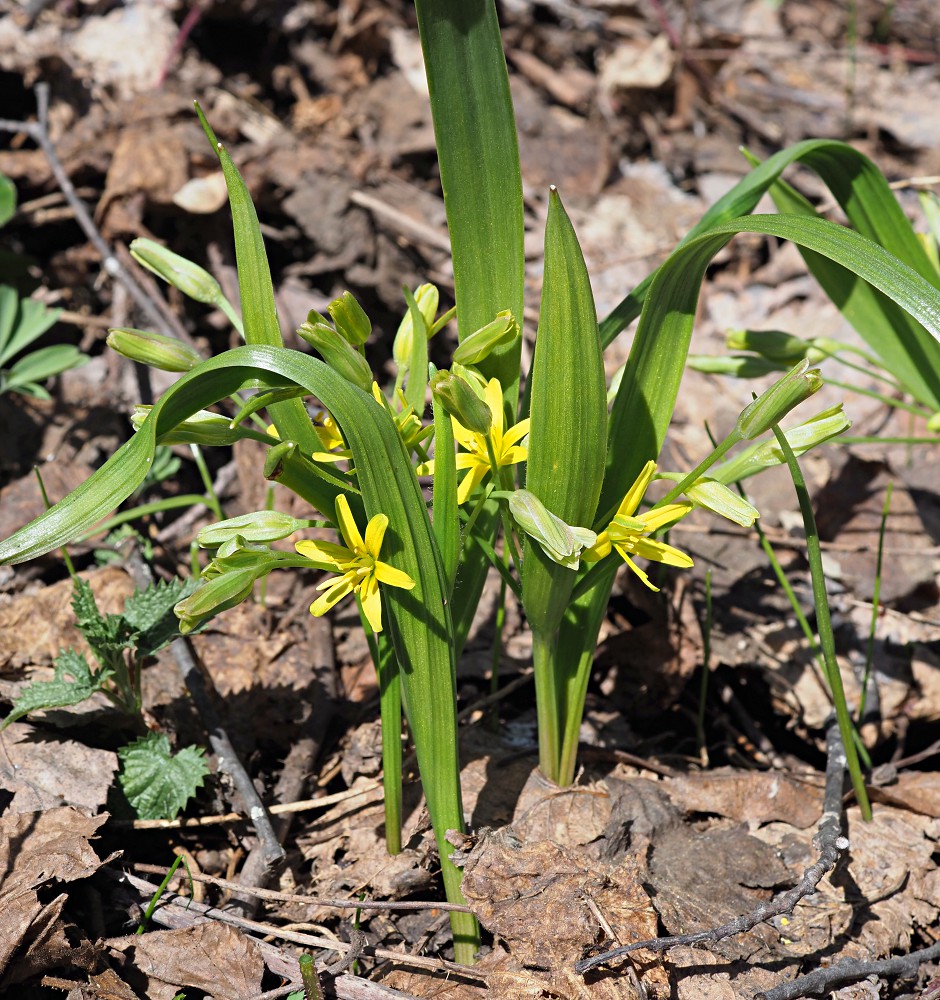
xmin=1 ymin=576 xmax=209 ymax=821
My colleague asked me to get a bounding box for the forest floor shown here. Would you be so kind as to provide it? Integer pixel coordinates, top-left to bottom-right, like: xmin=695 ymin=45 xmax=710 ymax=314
xmin=3 ymin=1 xmax=940 ymax=998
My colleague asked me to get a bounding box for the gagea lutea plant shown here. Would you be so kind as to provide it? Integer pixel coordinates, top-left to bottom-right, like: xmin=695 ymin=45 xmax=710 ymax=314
xmin=5 ymin=0 xmax=940 ymax=962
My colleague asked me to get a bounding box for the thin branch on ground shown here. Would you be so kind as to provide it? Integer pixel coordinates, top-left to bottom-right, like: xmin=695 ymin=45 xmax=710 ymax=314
xmin=124 ymin=778 xmax=384 ymax=829
xmin=126 ymin=551 xmax=286 ymax=877
xmin=575 ymin=719 xmax=850 ymax=976
xmin=755 ymin=939 xmax=940 ymax=1000
xmin=127 ymin=863 xmax=472 ymax=913
xmin=0 ymin=84 xmax=174 ymax=342
xmin=111 ymin=869 xmax=488 ymax=981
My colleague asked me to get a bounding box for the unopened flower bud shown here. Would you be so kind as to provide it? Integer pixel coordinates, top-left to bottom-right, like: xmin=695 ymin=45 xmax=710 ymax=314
xmin=196 ymin=510 xmax=309 ymax=550
xmin=132 ymin=406 xmax=245 ymax=446
xmin=687 ymin=355 xmax=785 ymax=378
xmin=326 ymin=291 xmax=372 ymax=346
xmin=107 ymin=327 xmax=202 ymax=373
xmin=174 ymin=567 xmax=257 ymax=633
xmin=509 ymin=489 xmax=596 ymax=571
xmin=393 ymin=283 xmax=439 ymax=369
xmin=453 ymin=311 xmax=518 ymax=365
xmin=726 ymin=329 xmax=811 ymax=362
xmin=717 ymin=404 xmax=851 ymax=483
xmin=430 ymin=370 xmax=492 ymax=435
xmin=130 ymin=238 xmax=224 ymax=306
xmin=298 ymin=321 xmax=373 ymax=391
xmin=683 ymin=478 xmax=759 ymax=527
xmin=733 ymin=359 xmax=823 ymax=440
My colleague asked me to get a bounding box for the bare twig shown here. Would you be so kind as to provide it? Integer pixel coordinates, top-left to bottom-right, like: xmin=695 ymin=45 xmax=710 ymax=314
xmin=755 ymin=939 xmax=940 ymax=1000
xmin=575 ymin=720 xmax=850 ymax=976
xmin=129 ymin=862 xmax=472 ymax=913
xmin=111 ymin=869 xmax=487 ymax=980
xmin=125 ymin=551 xmax=285 ymax=877
xmin=0 ymin=85 xmax=173 ymax=339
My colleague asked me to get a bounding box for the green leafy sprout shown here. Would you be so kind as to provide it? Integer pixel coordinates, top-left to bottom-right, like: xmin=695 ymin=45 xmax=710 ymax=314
xmin=4 ymin=0 xmax=940 ymax=961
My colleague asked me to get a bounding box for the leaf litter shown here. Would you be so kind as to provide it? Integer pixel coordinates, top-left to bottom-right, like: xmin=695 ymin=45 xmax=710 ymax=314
xmin=2 ymin=0 xmax=940 ymax=997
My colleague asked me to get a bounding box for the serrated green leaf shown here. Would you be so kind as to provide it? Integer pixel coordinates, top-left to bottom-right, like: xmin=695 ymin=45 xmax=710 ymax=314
xmin=124 ymin=577 xmax=197 ymax=658
xmin=2 ymin=649 xmax=111 ymax=727
xmin=118 ymin=732 xmax=208 ymax=820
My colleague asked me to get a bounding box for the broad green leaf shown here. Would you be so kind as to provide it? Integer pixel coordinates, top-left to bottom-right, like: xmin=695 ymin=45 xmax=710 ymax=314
xmin=4 ymin=344 xmax=85 ymax=388
xmin=755 ymin=158 xmax=940 ymax=408
xmin=2 ymin=649 xmax=111 ymax=727
xmin=0 ymin=292 xmax=63 ymax=368
xmin=599 ymin=139 xmax=940 ymax=349
xmin=414 ymin=0 xmax=524 ymax=413
xmin=118 ymin=732 xmax=208 ymax=820
xmin=522 ymin=190 xmax=607 ymax=780
xmin=124 ymin=577 xmax=197 ymax=658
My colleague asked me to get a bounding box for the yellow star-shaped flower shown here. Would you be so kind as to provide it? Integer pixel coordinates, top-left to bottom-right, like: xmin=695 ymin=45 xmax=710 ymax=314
xmin=295 ymin=494 xmax=415 ymax=632
xmin=422 ymin=377 xmax=529 ymax=504
xmin=584 ymin=461 xmax=693 ymax=591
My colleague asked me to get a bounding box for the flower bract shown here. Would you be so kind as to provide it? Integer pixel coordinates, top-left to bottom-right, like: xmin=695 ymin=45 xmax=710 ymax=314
xmin=584 ymin=460 xmax=693 ymax=590
xmin=295 ymin=494 xmax=414 ymax=632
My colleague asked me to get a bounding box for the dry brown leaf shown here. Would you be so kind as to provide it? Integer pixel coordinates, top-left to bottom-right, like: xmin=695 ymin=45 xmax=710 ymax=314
xmin=871 ymin=771 xmax=940 ymax=817
xmin=108 ymin=922 xmax=264 ymax=1000
xmin=461 ymin=828 xmax=663 ymax=997
xmin=662 ymin=768 xmax=823 ymax=829
xmin=0 ymin=808 xmax=107 ymax=984
xmin=0 ymin=723 xmax=117 ymax=814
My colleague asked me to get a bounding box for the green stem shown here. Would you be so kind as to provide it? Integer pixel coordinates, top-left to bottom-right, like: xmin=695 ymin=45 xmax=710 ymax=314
xmin=189 ymin=444 xmax=224 ymax=522
xmin=858 ymin=483 xmax=892 ymax=722
xmin=772 ymin=425 xmax=872 ymax=820
xmin=654 ymin=431 xmax=742 ymax=510
xmin=532 ymin=629 xmax=562 ymax=782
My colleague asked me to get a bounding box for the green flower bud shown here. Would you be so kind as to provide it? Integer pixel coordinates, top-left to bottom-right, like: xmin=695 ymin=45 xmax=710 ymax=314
xmin=132 ymin=406 xmax=245 ymax=446
xmin=107 ymin=327 xmax=202 ymax=372
xmin=175 ymin=567 xmax=257 ymax=633
xmin=326 ymin=291 xmax=372 ymax=345
xmin=682 ymin=477 xmax=759 ymax=527
xmin=733 ymin=359 xmax=823 ymax=440
xmin=130 ymin=238 xmax=224 ymax=306
xmin=716 ymin=404 xmax=851 ymax=484
xmin=393 ymin=283 xmax=439 ymax=369
xmin=196 ymin=511 xmax=309 ymax=550
xmin=509 ymin=489 xmax=596 ymax=571
xmin=687 ymin=354 xmax=786 ymax=378
xmin=725 ymin=329 xmax=811 ymax=362
xmin=430 ymin=370 xmax=492 ymax=435
xmin=452 ymin=311 xmax=518 ymax=365
xmin=297 ymin=321 xmax=373 ymax=391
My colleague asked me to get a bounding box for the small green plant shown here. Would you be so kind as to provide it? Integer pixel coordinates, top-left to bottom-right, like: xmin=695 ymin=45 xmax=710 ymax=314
xmin=3 ymin=0 xmax=940 ymax=961
xmin=1 ymin=576 xmax=208 ymax=820
xmin=0 ymin=173 xmax=87 ymax=398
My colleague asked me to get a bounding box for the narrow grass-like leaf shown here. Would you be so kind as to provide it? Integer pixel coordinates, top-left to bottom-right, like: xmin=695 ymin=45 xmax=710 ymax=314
xmin=522 ymin=190 xmax=607 ymax=781
xmin=755 ymin=161 xmax=940 ymax=408
xmin=599 ymin=139 xmax=940 ymax=349
xmin=414 ymin=0 xmax=524 ymax=408
xmin=194 ymin=105 xmax=325 ymax=466
xmin=431 ymin=383 xmax=459 ymax=592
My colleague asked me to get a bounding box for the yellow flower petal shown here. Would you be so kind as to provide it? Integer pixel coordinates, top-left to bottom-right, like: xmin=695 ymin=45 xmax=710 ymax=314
xmin=483 ymin=378 xmax=504 ymax=436
xmin=364 ymin=513 xmax=388 ymax=556
xmin=502 ymin=418 xmax=530 ymax=449
xmin=638 ymin=502 xmax=693 ymax=533
xmin=359 ymin=574 xmax=383 ymax=632
xmin=632 ymin=536 xmax=694 ymax=568
xmin=335 ymin=494 xmax=365 ymax=552
xmin=375 ymin=560 xmax=416 ymax=590
xmin=618 ymin=460 xmax=657 ymax=518
xmin=295 ymin=539 xmax=350 ymax=568
xmin=310 ymin=576 xmax=355 ymax=616
xmin=617 ymin=549 xmax=659 ymax=591
xmin=457 ymin=464 xmax=488 ymax=505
